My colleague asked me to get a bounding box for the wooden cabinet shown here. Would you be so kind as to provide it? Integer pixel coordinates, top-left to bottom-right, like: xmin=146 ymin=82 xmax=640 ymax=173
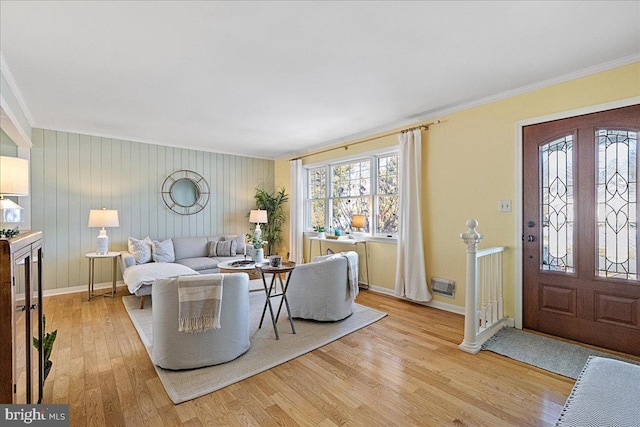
xmin=0 ymin=231 xmax=44 ymax=404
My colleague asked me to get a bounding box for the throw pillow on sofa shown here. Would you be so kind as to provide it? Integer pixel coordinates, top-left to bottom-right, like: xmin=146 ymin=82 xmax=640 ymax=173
xmin=227 ymin=235 xmax=246 ymax=255
xmin=208 ymin=240 xmax=237 ymax=257
xmin=128 ymin=236 xmax=152 ymax=264
xmin=152 ymin=239 xmax=175 ymax=263
xmin=236 ymin=234 xmax=247 ymax=254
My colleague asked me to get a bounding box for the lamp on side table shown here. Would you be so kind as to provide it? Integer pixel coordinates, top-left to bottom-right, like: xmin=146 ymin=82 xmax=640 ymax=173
xmin=88 ymin=208 xmax=119 ymax=254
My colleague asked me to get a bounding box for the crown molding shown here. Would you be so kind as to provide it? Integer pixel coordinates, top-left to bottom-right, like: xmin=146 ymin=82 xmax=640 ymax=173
xmin=30 ymin=124 xmax=275 ymax=160
xmin=285 ymin=54 xmax=640 ymax=159
xmin=0 ymin=51 xmax=35 ymax=126
xmin=0 ymin=96 xmax=32 ymax=147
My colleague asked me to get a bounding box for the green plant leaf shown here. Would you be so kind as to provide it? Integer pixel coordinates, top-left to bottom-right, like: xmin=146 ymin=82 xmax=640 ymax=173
xmin=33 ymin=314 xmax=56 ymax=364
xmin=253 ymin=186 xmax=289 ymax=256
xmin=43 ymin=330 xmax=57 ymax=361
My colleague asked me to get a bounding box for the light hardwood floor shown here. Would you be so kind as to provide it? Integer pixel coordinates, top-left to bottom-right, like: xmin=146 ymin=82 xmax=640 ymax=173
xmin=34 ymin=287 xmax=631 ymax=426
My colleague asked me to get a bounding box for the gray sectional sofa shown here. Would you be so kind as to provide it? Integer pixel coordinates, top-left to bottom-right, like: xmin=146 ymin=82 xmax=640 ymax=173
xmin=120 ymin=234 xmax=248 ymax=308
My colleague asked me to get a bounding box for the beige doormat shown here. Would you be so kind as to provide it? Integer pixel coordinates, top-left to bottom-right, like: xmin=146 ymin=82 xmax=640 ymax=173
xmin=123 ymin=292 xmax=386 ymax=404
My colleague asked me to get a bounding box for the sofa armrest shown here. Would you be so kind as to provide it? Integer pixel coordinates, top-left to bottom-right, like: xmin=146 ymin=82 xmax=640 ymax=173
xmin=119 ymin=251 xmax=136 ymax=272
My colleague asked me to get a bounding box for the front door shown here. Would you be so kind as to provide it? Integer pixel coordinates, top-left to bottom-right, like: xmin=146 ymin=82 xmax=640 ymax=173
xmin=523 ymin=104 xmax=640 ymax=356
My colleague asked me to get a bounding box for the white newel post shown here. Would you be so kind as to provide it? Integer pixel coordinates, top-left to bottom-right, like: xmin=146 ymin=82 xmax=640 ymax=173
xmin=459 ymin=219 xmax=484 ymax=354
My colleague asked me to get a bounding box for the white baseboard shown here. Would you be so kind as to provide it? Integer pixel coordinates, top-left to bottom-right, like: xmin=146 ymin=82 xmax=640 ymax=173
xmin=16 ymin=281 xmax=127 ymax=301
xmin=365 ymin=284 xmax=466 ymax=315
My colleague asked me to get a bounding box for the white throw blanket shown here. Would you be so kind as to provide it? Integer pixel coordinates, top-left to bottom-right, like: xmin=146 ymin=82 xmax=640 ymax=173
xmin=177 ymin=274 xmax=223 ymax=333
xmin=340 ymin=252 xmax=359 ymax=299
xmin=123 ymin=262 xmax=198 ymax=294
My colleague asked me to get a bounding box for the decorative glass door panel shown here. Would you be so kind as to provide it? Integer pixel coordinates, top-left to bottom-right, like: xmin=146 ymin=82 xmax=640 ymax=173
xmin=596 ymin=129 xmax=638 ymax=280
xmin=540 ymin=135 xmax=574 ymax=273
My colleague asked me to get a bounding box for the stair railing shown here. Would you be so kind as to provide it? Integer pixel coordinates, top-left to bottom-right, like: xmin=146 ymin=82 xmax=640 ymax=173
xmin=459 ymin=219 xmax=507 ymax=354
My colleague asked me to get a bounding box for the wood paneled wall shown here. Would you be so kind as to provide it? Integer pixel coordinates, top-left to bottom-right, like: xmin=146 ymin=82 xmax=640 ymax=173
xmin=30 ymin=129 xmax=274 ymax=290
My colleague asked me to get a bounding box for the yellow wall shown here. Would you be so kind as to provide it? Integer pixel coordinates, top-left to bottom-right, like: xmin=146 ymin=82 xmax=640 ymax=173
xmin=275 ymin=62 xmax=640 ymax=316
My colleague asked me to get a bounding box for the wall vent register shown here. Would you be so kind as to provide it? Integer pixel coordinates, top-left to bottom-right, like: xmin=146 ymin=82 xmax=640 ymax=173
xmin=431 ymin=277 xmax=455 ymax=298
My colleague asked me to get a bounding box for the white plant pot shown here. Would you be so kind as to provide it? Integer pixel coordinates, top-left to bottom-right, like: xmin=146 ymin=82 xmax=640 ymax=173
xmin=253 ymin=248 xmax=264 ymax=263
xmin=317 ymin=232 xmax=326 ymax=239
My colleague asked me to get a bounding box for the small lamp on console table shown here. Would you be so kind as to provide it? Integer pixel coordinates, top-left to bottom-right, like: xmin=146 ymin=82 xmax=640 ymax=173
xmin=88 ymin=208 xmax=119 ymax=254
xmin=352 ymin=214 xmax=366 ymax=240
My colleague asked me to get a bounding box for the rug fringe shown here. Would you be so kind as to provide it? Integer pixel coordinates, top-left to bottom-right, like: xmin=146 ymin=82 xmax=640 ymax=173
xmin=480 ymin=326 xmax=506 ymax=349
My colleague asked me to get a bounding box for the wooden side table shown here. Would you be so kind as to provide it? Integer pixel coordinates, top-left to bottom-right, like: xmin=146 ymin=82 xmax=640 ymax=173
xmin=86 ymin=252 xmax=120 ymax=301
xmin=257 ymin=263 xmax=297 ymax=340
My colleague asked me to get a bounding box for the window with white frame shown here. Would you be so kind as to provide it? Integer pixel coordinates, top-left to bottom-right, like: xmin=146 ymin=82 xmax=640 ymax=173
xmin=305 ymin=149 xmax=399 ymax=237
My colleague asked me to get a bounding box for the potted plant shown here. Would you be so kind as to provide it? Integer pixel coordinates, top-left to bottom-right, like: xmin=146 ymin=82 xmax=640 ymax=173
xmin=33 ymin=314 xmax=57 ymax=381
xmin=0 ymin=227 xmax=20 ymax=238
xmin=246 ymin=232 xmax=267 ymax=263
xmin=314 ymin=225 xmax=326 ymax=239
xmin=253 ymin=187 xmax=289 ymax=256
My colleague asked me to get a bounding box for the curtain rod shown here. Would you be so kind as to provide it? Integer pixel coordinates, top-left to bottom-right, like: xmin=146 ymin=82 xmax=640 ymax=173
xmin=290 ymin=120 xmax=442 ymax=161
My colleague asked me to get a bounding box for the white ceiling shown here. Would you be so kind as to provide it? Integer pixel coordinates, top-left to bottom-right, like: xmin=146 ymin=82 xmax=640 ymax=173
xmin=1 ymin=1 xmax=639 ymax=159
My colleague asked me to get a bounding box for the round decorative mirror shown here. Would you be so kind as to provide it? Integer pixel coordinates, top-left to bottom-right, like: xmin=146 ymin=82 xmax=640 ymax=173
xmin=161 ymin=170 xmax=210 ymax=215
xmin=172 ymin=178 xmax=199 ymax=207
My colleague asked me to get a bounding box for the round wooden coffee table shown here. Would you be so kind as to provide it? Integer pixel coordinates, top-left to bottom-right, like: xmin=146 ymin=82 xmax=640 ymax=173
xmin=217 ymin=259 xmax=262 ymax=280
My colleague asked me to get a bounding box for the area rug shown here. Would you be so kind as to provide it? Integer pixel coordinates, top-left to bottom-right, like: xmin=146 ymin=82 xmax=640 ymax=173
xmin=481 ymin=327 xmax=640 ymax=379
xmin=123 ymin=293 xmax=386 ymax=404
xmin=556 ymin=356 xmax=640 ymax=426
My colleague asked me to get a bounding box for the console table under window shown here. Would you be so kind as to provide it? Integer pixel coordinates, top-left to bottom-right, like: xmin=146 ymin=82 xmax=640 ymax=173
xmin=307 ymin=237 xmax=370 ymax=289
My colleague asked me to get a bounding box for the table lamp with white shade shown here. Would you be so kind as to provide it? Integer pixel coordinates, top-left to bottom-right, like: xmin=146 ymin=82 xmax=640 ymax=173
xmin=0 ymin=156 xmax=29 ymax=209
xmin=88 ymin=208 xmax=119 ymax=254
xmin=0 ymin=156 xmax=29 ymax=230
xmin=249 ymin=209 xmax=268 ymax=242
